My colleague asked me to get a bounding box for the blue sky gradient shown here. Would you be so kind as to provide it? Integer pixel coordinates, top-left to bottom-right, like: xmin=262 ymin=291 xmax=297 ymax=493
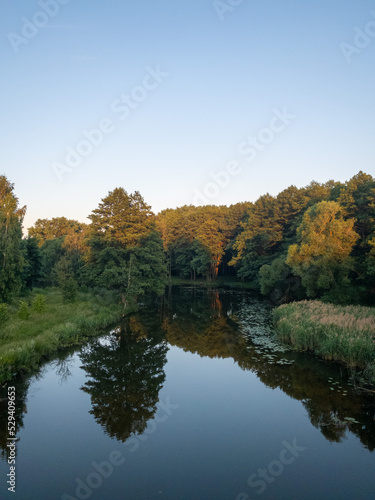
xmin=1 ymin=0 xmax=374 ymax=230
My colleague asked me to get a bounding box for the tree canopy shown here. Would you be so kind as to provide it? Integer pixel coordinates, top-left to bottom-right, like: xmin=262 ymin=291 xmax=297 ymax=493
xmin=2 ymin=170 xmax=375 ymax=307
xmin=286 ymin=201 xmax=359 ymax=298
xmin=85 ymin=188 xmax=167 ymax=309
xmin=0 ymin=176 xmax=26 ymax=301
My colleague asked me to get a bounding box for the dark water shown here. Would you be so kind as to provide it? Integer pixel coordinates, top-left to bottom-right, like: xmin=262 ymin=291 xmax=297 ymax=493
xmin=1 ymin=286 xmax=375 ymax=500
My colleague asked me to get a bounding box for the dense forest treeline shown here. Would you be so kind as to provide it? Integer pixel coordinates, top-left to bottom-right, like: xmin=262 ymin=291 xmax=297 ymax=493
xmin=1 ymin=170 xmax=374 ymax=309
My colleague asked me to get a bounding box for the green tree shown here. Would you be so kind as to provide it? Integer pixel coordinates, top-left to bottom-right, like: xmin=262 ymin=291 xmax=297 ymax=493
xmin=259 ymin=256 xmax=301 ymax=303
xmin=286 ymin=201 xmax=359 ymax=299
xmin=38 ymin=237 xmax=65 ymax=286
xmin=366 ymin=237 xmax=375 ymax=276
xmin=54 ymin=254 xmax=78 ymax=302
xmin=230 ymin=194 xmax=283 ymax=281
xmin=0 ymin=176 xmax=26 ymax=302
xmin=156 ymin=203 xmax=249 ymax=281
xmin=335 ymin=171 xmax=375 ymax=242
xmin=28 ymin=218 xmax=89 ymax=287
xmin=28 ymin=217 xmax=87 ymax=246
xmin=21 ymin=236 xmax=42 ymax=290
xmin=89 ymin=188 xmax=153 ymax=247
xmin=86 ymin=188 xmax=167 ymax=309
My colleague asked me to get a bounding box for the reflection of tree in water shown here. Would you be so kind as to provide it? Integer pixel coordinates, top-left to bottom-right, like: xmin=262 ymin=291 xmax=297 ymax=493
xmin=163 ymin=286 xmax=245 ymax=360
xmin=51 ymin=355 xmax=76 ymax=385
xmin=163 ymin=286 xmax=375 ymax=451
xmin=164 ymin=313 xmax=246 ymax=361
xmin=0 ymin=347 xmax=78 ymax=462
xmin=80 ymin=315 xmax=168 ymax=442
xmin=253 ymin=354 xmax=375 ymax=449
xmin=0 ymin=379 xmax=28 ymax=462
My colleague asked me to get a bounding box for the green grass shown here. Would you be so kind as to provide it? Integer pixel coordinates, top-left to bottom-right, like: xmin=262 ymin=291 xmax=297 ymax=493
xmin=0 ymin=288 xmax=122 ymax=384
xmin=273 ymin=300 xmax=375 ymax=385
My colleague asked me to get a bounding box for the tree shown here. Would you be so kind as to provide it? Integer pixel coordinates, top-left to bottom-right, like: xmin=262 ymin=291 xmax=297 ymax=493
xmin=21 ymin=236 xmax=42 ymax=290
xmin=286 ymin=201 xmax=359 ymax=299
xmin=38 ymin=237 xmax=65 ymax=286
xmin=335 ymin=171 xmax=375 ymax=242
xmin=259 ymin=256 xmax=300 ymax=303
xmin=156 ymin=203 xmax=249 ymax=280
xmin=86 ymin=188 xmax=167 ymax=308
xmin=28 ymin=217 xmax=88 ymax=246
xmin=276 ymin=185 xmax=309 ymax=239
xmin=29 ymin=218 xmax=90 ymax=287
xmin=366 ymin=237 xmax=375 ymax=276
xmin=0 ymin=176 xmax=26 ymax=301
xmin=89 ymin=189 xmax=153 ymax=247
xmin=230 ymin=194 xmax=283 ymax=281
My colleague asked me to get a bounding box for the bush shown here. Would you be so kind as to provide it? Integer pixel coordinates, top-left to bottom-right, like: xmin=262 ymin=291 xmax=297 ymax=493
xmin=0 ymin=303 xmax=9 ymax=322
xmin=32 ymin=294 xmax=46 ymax=314
xmin=62 ymin=278 xmax=78 ymax=303
xmin=18 ymin=301 xmax=30 ymax=320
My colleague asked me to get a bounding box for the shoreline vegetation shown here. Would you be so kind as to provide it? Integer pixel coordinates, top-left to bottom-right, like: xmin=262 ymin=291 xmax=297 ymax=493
xmin=0 ymin=288 xmax=122 ymax=384
xmin=273 ymin=300 xmax=375 ymax=387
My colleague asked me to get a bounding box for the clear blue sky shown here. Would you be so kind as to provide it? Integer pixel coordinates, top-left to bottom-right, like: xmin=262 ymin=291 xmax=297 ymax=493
xmin=1 ymin=0 xmax=374 ymax=231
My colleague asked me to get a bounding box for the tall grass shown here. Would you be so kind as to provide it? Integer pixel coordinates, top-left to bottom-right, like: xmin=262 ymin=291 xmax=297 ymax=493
xmin=273 ymin=300 xmax=375 ymax=385
xmin=0 ymin=288 xmax=122 ymax=384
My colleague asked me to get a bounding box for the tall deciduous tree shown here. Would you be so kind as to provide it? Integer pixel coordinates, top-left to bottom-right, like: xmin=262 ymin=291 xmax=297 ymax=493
xmin=29 ymin=218 xmax=90 ymax=287
xmin=286 ymin=201 xmax=359 ymax=298
xmin=28 ymin=217 xmax=87 ymax=246
xmin=0 ymin=176 xmax=26 ymax=301
xmin=156 ymin=203 xmax=249 ymax=280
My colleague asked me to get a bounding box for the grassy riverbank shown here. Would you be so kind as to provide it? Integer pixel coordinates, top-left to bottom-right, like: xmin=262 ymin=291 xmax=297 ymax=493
xmin=273 ymin=300 xmax=375 ymax=385
xmin=0 ymin=288 xmax=122 ymax=384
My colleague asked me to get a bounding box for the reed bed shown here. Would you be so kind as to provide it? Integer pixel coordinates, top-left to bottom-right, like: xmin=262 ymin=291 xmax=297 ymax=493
xmin=273 ymin=300 xmax=375 ymax=384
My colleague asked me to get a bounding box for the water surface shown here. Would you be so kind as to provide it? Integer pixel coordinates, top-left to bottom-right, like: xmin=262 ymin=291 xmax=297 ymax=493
xmin=1 ymin=287 xmax=374 ymax=499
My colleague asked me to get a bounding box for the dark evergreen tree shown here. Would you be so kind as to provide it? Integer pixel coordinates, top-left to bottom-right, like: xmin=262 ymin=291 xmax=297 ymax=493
xmin=86 ymin=188 xmax=167 ymax=309
xmin=21 ymin=236 xmax=42 ymax=290
xmin=0 ymin=176 xmax=26 ymax=302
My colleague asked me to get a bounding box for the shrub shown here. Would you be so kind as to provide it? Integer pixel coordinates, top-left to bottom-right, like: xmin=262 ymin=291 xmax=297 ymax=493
xmin=62 ymin=278 xmax=78 ymax=303
xmin=0 ymin=303 xmax=9 ymax=322
xmin=32 ymin=294 xmax=46 ymax=314
xmin=18 ymin=301 xmax=30 ymax=320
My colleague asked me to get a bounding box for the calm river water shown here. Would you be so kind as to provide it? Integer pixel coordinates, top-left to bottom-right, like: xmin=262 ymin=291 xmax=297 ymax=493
xmin=1 ymin=286 xmax=374 ymax=500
